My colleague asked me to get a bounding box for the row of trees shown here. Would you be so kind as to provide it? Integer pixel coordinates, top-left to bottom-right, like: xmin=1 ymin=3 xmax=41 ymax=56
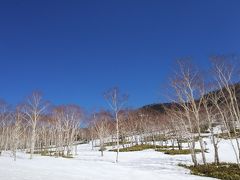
xmin=166 ymin=57 xmax=240 ymax=167
xmin=87 ymin=57 xmax=240 ymax=167
xmin=0 ymin=56 xmax=239 ymax=168
xmin=0 ymin=92 xmax=83 ymax=160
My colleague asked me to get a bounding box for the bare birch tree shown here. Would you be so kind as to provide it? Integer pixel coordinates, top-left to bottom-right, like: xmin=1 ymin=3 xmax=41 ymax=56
xmin=104 ymin=87 xmax=128 ymax=162
xmin=10 ymin=108 xmax=24 ymax=161
xmin=21 ymin=91 xmax=48 ymax=159
xmin=93 ymin=111 xmax=111 ymax=156
xmin=170 ymin=60 xmax=207 ymax=165
xmin=211 ymin=56 xmax=240 ymax=167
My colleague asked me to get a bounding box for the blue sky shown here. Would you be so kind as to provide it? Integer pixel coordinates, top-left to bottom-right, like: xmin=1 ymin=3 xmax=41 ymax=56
xmin=0 ymin=0 xmax=240 ymax=109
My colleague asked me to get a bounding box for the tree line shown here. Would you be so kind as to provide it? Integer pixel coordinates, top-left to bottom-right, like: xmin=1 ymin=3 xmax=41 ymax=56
xmin=0 ymin=56 xmax=239 ymax=168
xmin=0 ymin=92 xmax=83 ymax=160
xmin=87 ymin=56 xmax=240 ymax=167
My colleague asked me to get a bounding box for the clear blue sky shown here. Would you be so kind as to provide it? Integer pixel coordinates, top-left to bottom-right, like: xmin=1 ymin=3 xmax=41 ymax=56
xmin=0 ymin=0 xmax=240 ymax=109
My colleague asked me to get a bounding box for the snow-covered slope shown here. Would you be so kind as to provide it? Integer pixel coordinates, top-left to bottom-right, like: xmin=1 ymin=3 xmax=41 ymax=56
xmin=0 ymin=143 xmax=218 ymax=180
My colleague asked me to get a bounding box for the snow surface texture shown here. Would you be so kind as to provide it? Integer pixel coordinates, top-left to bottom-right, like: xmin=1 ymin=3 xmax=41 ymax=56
xmin=1 ymin=138 xmax=237 ymax=180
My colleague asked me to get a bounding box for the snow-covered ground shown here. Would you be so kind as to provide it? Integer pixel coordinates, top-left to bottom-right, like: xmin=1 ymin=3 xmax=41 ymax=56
xmin=0 ymin=138 xmax=238 ymax=180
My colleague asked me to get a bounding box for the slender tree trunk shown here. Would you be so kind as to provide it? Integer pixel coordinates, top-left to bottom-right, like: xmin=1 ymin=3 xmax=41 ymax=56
xmin=198 ymin=136 xmax=207 ymax=165
xmin=189 ymin=140 xmax=198 ymax=167
xmin=116 ymin=113 xmax=119 ymax=163
xmin=177 ymin=139 xmax=182 ymax=150
xmin=152 ymin=134 xmax=156 ymax=149
xmin=30 ymin=127 xmax=36 ymax=159
xmin=210 ymin=128 xmax=220 ymax=164
xmin=235 ymin=138 xmax=240 ymax=160
xmin=213 ymin=143 xmax=219 ymax=164
xmin=91 ymin=138 xmax=94 ymax=150
xmin=171 ymin=140 xmax=175 ymax=150
xmin=75 ymin=145 xmax=78 ymax=156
